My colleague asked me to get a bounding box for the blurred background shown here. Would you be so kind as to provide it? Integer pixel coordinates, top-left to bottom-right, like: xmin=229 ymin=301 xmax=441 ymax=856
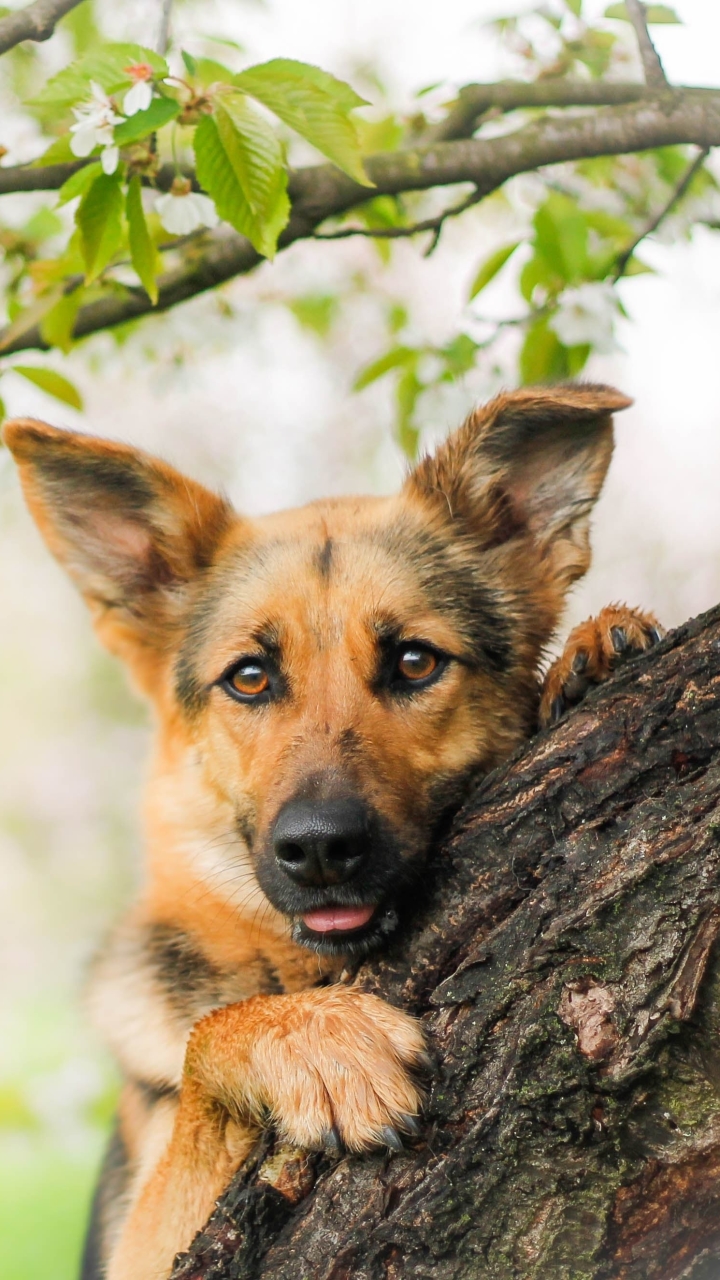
xmin=1 ymin=1 xmax=719 ymax=1276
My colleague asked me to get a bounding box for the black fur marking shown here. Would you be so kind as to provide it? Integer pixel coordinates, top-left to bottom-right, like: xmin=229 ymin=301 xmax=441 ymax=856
xmin=146 ymin=923 xmax=227 ymax=1020
xmin=378 ymin=519 xmax=513 ymax=673
xmin=145 ymin=924 xmax=286 ymax=1025
xmin=315 ymin=537 xmax=334 ymax=580
xmin=80 ymin=1123 xmax=130 ymax=1280
xmin=37 ymin=450 xmax=155 ymax=512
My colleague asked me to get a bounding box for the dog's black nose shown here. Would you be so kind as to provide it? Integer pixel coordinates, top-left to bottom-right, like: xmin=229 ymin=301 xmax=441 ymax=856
xmin=272 ymin=797 xmax=369 ymax=887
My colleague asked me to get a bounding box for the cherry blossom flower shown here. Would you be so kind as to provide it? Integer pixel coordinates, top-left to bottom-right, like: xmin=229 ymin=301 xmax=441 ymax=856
xmin=548 ymin=282 xmax=619 ymax=353
xmin=155 ymin=178 xmax=219 ymax=235
xmin=123 ymin=63 xmax=154 ymax=116
xmin=69 ymin=81 xmax=124 ymax=174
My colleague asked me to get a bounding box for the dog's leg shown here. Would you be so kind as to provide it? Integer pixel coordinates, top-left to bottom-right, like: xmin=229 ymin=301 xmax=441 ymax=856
xmin=108 ymin=986 xmax=425 ymax=1280
xmin=539 ymin=604 xmax=664 ymax=727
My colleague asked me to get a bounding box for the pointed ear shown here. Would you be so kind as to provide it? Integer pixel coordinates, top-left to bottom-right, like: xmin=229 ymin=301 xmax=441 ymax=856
xmin=3 ymin=418 xmax=235 ymax=675
xmin=405 ymin=383 xmax=631 ymax=593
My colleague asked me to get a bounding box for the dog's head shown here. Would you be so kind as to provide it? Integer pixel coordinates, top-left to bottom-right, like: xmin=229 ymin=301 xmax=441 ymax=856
xmin=3 ymin=384 xmax=629 ymax=956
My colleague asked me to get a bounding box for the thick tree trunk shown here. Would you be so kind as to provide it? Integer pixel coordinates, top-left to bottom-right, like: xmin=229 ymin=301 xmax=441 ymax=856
xmin=171 ymin=604 xmax=720 ymax=1280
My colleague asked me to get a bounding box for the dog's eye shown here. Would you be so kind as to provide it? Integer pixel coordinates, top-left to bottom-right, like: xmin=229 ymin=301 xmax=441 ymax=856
xmin=223 ymin=660 xmax=270 ymax=701
xmin=395 ymin=645 xmax=439 ymax=684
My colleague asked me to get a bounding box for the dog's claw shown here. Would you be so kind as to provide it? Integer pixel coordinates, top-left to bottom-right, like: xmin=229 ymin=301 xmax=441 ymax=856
xmin=572 ymin=650 xmax=589 ymax=674
xmin=649 ymin=626 xmax=663 ymax=645
xmin=381 ymin=1126 xmax=404 ymax=1152
xmin=399 ymin=1113 xmax=422 ymax=1138
xmin=322 ymin=1125 xmax=343 ymax=1154
xmin=611 ymin=626 xmax=628 ymax=654
xmin=415 ymin=1050 xmax=436 ymax=1075
xmin=550 ymin=695 xmax=565 ymax=724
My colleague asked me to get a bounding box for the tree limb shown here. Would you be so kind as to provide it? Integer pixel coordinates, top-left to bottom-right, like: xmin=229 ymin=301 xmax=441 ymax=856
xmin=625 ymin=0 xmax=669 ymax=90
xmin=2 ymin=89 xmax=720 ymax=354
xmin=0 ymin=0 xmax=84 ymax=57
xmin=614 ymin=145 xmax=710 ymax=279
xmin=424 ymin=79 xmax=654 ymax=144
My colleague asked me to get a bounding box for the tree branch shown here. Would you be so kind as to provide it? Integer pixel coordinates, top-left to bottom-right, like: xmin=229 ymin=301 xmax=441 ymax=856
xmin=2 ymin=89 xmax=720 ymax=353
xmin=424 ymin=79 xmax=653 ymax=144
xmin=3 ymin=82 xmax=718 ymax=197
xmin=614 ymin=145 xmax=710 ymax=279
xmin=0 ymin=0 xmax=84 ymax=57
xmin=625 ymin=0 xmax=669 ymax=90
xmin=311 ymin=187 xmax=483 ymax=255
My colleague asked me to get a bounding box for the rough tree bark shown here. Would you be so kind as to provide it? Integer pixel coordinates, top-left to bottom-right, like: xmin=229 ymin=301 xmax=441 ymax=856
xmin=170 ymin=603 xmax=720 ymax=1280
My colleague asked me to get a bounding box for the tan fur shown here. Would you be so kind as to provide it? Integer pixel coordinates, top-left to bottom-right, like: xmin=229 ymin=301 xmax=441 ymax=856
xmin=3 ymin=383 xmax=652 ymax=1280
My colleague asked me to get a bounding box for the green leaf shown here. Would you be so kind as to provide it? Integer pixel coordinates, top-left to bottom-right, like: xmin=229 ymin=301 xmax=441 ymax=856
xmin=519 ymin=319 xmax=569 ymax=384
xmin=39 ymin=289 xmax=83 ymax=352
xmin=288 ymin=293 xmax=339 ymax=337
xmin=30 ymin=43 xmax=168 ymax=109
xmin=468 ymin=241 xmax=521 ymax=300
xmin=194 ymin=111 xmax=289 ymax=259
xmin=56 ymin=160 xmax=102 ymax=205
xmin=181 ymin=50 xmax=197 ymax=76
xmin=76 ymin=172 xmax=124 ymax=282
xmin=533 ymin=193 xmax=588 ymax=284
xmin=0 ymin=395 xmax=6 ymax=425
xmin=353 ymin=345 xmax=417 ymax=391
xmin=604 ymin=2 xmax=680 ymax=20
xmin=396 ymin=367 xmax=422 ymax=461
xmin=113 ymin=96 xmax=180 ymax=145
xmin=233 ymin=58 xmax=372 ymax=186
xmin=126 ymin=175 xmax=158 ymax=304
xmin=439 ymin=333 xmax=479 ymax=377
xmin=192 ymin=57 xmax=237 ymax=88
xmin=12 ymin=365 xmax=83 ymax=410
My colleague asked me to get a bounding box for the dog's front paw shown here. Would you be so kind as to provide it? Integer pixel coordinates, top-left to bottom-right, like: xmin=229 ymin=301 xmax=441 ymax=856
xmin=539 ymin=604 xmax=663 ymax=728
xmin=188 ymin=987 xmax=427 ymax=1155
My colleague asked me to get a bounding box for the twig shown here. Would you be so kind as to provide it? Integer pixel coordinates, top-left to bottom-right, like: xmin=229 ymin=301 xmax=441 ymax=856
xmin=425 ymin=80 xmax=651 ymax=144
xmin=311 ymin=187 xmax=483 ymax=254
xmin=613 ymin=146 xmax=710 ymax=280
xmin=155 ymin=0 xmax=173 ymax=57
xmin=0 ymin=0 xmax=84 ymax=56
xmin=624 ymin=0 xmax=669 ymax=89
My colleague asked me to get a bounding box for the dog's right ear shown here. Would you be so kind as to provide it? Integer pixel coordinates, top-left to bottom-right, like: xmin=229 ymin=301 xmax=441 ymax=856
xmin=3 ymin=419 xmax=235 ymax=681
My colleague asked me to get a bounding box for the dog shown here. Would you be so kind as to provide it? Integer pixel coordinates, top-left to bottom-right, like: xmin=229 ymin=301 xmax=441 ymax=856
xmin=3 ymin=383 xmax=662 ymax=1280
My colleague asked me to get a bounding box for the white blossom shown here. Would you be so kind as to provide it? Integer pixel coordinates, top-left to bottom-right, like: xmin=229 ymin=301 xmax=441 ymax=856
xmin=155 ymin=189 xmax=219 ymax=235
xmin=69 ymin=81 xmax=124 ymax=174
xmin=123 ymin=78 xmax=153 ymax=116
xmin=549 ymin=282 xmax=619 ymax=353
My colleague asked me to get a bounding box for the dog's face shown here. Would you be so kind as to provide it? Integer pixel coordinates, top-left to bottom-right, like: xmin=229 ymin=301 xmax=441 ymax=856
xmin=3 ymin=384 xmax=629 ymax=956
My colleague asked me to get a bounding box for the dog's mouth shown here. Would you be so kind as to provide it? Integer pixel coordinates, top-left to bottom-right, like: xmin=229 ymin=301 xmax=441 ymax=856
xmin=291 ymin=900 xmax=399 ymax=956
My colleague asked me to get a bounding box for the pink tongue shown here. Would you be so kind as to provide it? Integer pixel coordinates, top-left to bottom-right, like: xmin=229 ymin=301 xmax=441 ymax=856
xmin=302 ymin=905 xmax=375 ymax=934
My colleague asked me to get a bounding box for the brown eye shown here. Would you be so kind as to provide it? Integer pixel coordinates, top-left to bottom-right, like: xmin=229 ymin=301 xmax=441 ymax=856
xmin=396 ymin=646 xmax=438 ymax=683
xmin=228 ymin=661 xmax=269 ymax=698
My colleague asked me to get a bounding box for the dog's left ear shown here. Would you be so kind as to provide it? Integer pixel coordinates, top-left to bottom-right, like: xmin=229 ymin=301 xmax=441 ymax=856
xmin=405 ymin=382 xmax=631 ymax=593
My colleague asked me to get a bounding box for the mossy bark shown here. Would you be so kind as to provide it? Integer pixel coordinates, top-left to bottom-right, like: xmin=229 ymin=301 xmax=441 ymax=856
xmin=171 ymin=604 xmax=720 ymax=1280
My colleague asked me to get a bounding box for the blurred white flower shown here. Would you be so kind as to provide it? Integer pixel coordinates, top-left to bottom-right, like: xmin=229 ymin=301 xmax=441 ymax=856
xmin=123 ymin=62 xmax=155 ymax=116
xmin=156 ymin=181 xmax=219 ymax=235
xmin=69 ymin=81 xmax=124 ymax=174
xmin=549 ymin=282 xmax=619 ymax=353
xmin=124 ymin=79 xmax=153 ymax=115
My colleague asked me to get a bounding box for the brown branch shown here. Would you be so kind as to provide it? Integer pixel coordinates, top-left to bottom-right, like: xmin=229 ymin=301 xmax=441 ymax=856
xmin=613 ymin=145 xmax=711 ymax=279
xmin=425 ymin=79 xmax=653 ymax=144
xmin=0 ymin=0 xmax=84 ymax=56
xmin=625 ymin=0 xmax=669 ymax=89
xmin=311 ymin=187 xmax=483 ymax=253
xmin=3 ymin=82 xmax=719 ymax=197
xmin=3 ymin=89 xmax=720 ymax=353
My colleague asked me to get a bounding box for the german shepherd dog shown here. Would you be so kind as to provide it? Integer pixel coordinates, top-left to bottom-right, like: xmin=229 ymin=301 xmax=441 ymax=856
xmin=3 ymin=383 xmax=661 ymax=1280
